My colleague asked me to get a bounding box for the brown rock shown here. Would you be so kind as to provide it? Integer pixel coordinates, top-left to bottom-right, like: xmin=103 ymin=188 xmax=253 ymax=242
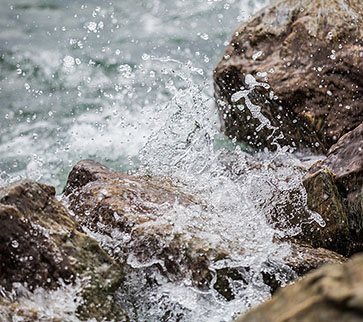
xmin=214 ymin=0 xmax=363 ymax=153
xmin=300 ymin=124 xmax=363 ymax=255
xmin=64 ymin=160 xmax=233 ymax=295
xmin=263 ymin=241 xmax=346 ymax=294
xmin=64 ymin=160 xmax=346 ymax=300
xmin=323 ymin=123 xmax=363 ymax=229
xmin=285 ymin=242 xmax=346 ymax=277
xmin=302 ymin=168 xmax=353 ymax=254
xmin=235 ymin=253 xmax=363 ymax=322
xmin=0 ymin=298 xmax=40 ymax=322
xmin=0 ymin=180 xmax=128 ymax=321
xmin=324 ymin=123 xmax=363 ymax=184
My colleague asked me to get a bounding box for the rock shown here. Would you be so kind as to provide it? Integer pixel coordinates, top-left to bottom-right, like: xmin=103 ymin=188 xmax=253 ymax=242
xmin=0 ymin=298 xmax=40 ymax=322
xmin=0 ymin=180 xmax=128 ymax=321
xmin=284 ymin=242 xmax=346 ymax=276
xmin=214 ymin=0 xmax=363 ymax=153
xmin=263 ymin=241 xmax=346 ymax=294
xmin=302 ymin=168 xmax=353 ymax=254
xmin=324 ymin=123 xmax=363 ymax=183
xmin=323 ymin=123 xmax=363 ymax=229
xmin=64 ymin=160 xmax=345 ymax=301
xmin=300 ymin=124 xmax=363 ymax=255
xmin=64 ymin=160 xmax=234 ymax=296
xmin=235 ymin=253 xmax=363 ymax=322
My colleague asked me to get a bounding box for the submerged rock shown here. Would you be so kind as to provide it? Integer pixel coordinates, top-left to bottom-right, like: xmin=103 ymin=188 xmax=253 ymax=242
xmin=235 ymin=253 xmax=363 ymax=322
xmin=301 ymin=123 xmax=363 ymax=255
xmin=214 ymin=0 xmax=363 ymax=153
xmin=64 ymin=160 xmax=345 ymax=302
xmin=0 ymin=180 xmax=128 ymax=321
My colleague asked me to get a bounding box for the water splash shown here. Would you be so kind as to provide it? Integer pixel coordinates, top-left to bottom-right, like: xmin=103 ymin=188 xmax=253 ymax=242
xmin=81 ymin=56 xmax=323 ymax=321
xmin=0 ymin=280 xmax=84 ymax=321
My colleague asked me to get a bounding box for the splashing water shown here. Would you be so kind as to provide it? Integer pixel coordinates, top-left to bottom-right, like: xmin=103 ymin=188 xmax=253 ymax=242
xmin=0 ymin=280 xmax=84 ymax=321
xmin=0 ymin=0 xmax=326 ymax=321
xmin=109 ymin=55 xmax=323 ymax=322
xmin=0 ymin=0 xmax=271 ymax=191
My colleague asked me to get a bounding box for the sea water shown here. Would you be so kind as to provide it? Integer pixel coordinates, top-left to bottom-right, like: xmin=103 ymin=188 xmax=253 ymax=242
xmin=0 ymin=0 xmax=269 ymax=191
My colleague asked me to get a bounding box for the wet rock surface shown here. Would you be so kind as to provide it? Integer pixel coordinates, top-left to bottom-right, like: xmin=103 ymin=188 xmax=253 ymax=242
xmin=64 ymin=160 xmax=345 ymax=302
xmin=302 ymin=168 xmax=353 ymax=254
xmin=214 ymin=0 xmax=363 ymax=153
xmin=323 ymin=123 xmax=363 ymax=185
xmin=264 ymin=241 xmax=346 ymax=294
xmin=64 ymin=160 xmax=240 ymax=297
xmin=321 ymin=123 xmax=363 ymax=229
xmin=0 ymin=298 xmax=40 ymax=322
xmin=301 ymin=123 xmax=363 ymax=255
xmin=235 ymin=253 xmax=363 ymax=322
xmin=0 ymin=180 xmax=128 ymax=321
xmin=285 ymin=242 xmax=346 ymax=277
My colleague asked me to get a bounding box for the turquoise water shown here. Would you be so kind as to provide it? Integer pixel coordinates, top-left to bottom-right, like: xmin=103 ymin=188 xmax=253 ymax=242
xmin=0 ymin=0 xmax=269 ymax=192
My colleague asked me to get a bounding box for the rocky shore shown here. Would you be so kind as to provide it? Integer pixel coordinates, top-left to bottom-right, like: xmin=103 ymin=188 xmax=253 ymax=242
xmin=213 ymin=0 xmax=362 ymax=320
xmin=0 ymin=0 xmax=362 ymax=320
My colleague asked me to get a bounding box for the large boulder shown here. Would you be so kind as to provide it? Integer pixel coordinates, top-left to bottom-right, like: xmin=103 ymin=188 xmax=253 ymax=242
xmin=235 ymin=253 xmax=363 ymax=322
xmin=214 ymin=0 xmax=363 ymax=153
xmin=63 ymin=160 xmax=346 ymax=301
xmin=300 ymin=123 xmax=363 ymax=255
xmin=0 ymin=180 xmax=128 ymax=321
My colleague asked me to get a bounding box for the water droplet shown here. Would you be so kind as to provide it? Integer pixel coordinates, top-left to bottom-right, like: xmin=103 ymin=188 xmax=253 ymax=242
xmin=63 ymin=56 xmax=75 ymax=68
xmin=119 ymin=64 xmax=132 ymax=78
xmin=198 ymin=33 xmax=209 ymax=40
xmin=252 ymin=51 xmax=263 ymax=60
xmin=86 ymin=21 xmax=97 ymax=32
xmin=11 ymin=240 xmax=19 ymax=248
